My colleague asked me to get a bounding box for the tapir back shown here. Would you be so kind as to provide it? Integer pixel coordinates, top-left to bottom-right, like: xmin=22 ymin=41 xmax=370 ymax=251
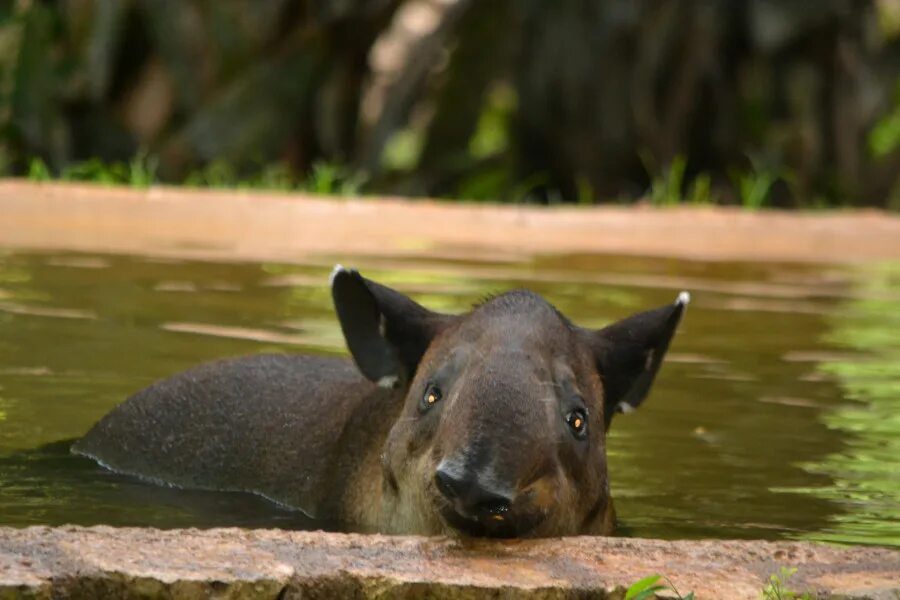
xmin=72 ymin=354 xmax=380 ymax=519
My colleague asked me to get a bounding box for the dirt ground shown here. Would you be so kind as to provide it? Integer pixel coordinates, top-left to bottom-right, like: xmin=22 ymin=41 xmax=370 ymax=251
xmin=1 ymin=180 xmax=899 ymax=264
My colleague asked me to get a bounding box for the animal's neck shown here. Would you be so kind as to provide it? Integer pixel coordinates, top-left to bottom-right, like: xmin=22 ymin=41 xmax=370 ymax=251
xmin=331 ymin=386 xmax=407 ymax=530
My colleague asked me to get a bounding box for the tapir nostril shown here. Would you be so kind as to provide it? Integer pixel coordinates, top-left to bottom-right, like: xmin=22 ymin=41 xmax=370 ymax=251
xmin=476 ymin=497 xmax=511 ymax=517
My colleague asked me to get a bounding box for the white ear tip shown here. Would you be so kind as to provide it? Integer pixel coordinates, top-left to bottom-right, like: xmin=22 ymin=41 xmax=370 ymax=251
xmin=616 ymin=402 xmax=636 ymax=414
xmin=377 ymin=375 xmax=399 ymax=389
xmin=329 ymin=264 xmax=348 ymax=286
xmin=676 ymin=291 xmax=691 ymax=306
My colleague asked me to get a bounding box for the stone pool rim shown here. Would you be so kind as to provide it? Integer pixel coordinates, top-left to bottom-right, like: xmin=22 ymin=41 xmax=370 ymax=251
xmin=1 ymin=180 xmax=899 ymax=266
xmin=1 ymin=526 xmax=899 ymax=599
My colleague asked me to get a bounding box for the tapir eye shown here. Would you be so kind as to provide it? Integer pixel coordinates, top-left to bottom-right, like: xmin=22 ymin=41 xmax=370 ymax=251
xmin=421 ymin=383 xmax=443 ymax=411
xmin=566 ymin=409 xmax=588 ymax=439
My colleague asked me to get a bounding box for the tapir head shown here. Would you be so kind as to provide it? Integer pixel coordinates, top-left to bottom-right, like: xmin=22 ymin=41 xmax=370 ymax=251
xmin=331 ymin=266 xmax=688 ymax=538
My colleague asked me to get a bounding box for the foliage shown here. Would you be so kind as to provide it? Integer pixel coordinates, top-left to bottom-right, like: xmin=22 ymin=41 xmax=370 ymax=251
xmin=686 ymin=174 xmax=713 ymax=206
xmin=27 ymin=157 xmax=50 ymax=181
xmin=647 ymin=156 xmax=687 ymax=207
xmin=624 ymin=568 xmax=818 ymax=600
xmin=382 ymin=129 xmax=424 ymax=173
xmin=184 ymin=159 xmax=366 ymax=195
xmin=185 ymin=160 xmax=294 ymax=191
xmin=28 ymin=153 xmax=366 ymax=197
xmin=304 ymin=162 xmax=367 ymax=196
xmin=2 ymin=1 xmax=900 ymax=207
xmin=730 ymin=167 xmax=779 ymax=210
xmin=643 ymin=155 xmax=715 ymax=206
xmin=468 ymin=84 xmax=515 ymax=161
xmin=27 ymin=153 xmax=157 ymax=188
xmin=868 ymin=83 xmax=900 ymax=159
xmin=781 ymin=262 xmax=900 ymax=547
xmin=624 ymin=575 xmax=695 ymax=600
xmin=760 ymin=567 xmax=814 ymax=600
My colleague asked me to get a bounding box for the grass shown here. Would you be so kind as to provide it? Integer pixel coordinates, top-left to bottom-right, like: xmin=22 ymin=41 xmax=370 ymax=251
xmin=647 ymin=155 xmax=687 ymax=206
xmin=19 ymin=153 xmax=808 ymax=210
xmin=25 ymin=156 xmax=366 ymax=197
xmin=760 ymin=567 xmax=815 ymax=600
xmin=625 ymin=574 xmax=694 ymax=599
xmin=730 ymin=166 xmax=779 ymax=210
xmin=304 ymin=162 xmax=367 ymax=196
xmin=624 ymin=567 xmax=813 ymax=600
xmin=28 ymin=153 xmax=158 ymax=188
xmin=644 ymin=155 xmax=714 ymax=207
xmin=643 ymin=152 xmax=785 ymax=209
xmin=869 ymin=82 xmax=900 ymax=159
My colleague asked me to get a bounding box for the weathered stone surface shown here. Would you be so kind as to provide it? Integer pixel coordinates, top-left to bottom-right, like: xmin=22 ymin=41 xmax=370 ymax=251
xmin=1 ymin=181 xmax=900 ymax=265
xmin=0 ymin=527 xmax=897 ymax=599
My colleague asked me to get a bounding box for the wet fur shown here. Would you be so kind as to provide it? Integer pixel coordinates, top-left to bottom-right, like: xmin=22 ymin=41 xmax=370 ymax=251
xmin=75 ymin=271 xmax=686 ymax=537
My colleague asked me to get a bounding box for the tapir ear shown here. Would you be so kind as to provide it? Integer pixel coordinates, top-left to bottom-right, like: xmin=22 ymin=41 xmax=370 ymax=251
xmin=581 ymin=292 xmax=690 ymax=429
xmin=330 ymin=265 xmax=452 ymax=387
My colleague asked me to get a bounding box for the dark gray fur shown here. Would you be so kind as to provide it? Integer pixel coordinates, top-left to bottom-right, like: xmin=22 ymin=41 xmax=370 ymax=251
xmin=74 ymin=266 xmax=689 ymax=536
xmin=73 ymin=354 xmax=394 ymax=519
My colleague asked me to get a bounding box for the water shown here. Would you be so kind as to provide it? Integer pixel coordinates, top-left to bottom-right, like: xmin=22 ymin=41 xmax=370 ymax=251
xmin=0 ymin=250 xmax=897 ymax=546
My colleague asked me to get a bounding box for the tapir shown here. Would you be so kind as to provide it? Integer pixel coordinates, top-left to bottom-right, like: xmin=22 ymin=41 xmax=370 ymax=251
xmin=73 ymin=266 xmax=689 ymax=538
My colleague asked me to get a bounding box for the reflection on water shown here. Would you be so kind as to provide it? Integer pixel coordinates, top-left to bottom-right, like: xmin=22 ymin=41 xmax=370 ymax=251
xmin=0 ymin=250 xmax=897 ymax=546
xmin=0 ymin=442 xmax=317 ymax=529
xmin=777 ymin=262 xmax=900 ymax=546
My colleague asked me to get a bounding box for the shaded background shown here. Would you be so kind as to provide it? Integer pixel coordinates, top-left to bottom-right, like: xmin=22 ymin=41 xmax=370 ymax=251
xmin=2 ymin=0 xmax=900 ymax=208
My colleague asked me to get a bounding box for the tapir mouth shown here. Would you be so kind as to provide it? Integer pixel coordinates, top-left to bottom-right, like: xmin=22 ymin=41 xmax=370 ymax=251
xmin=437 ymin=503 xmax=544 ymax=538
xmin=426 ymin=473 xmax=551 ymax=538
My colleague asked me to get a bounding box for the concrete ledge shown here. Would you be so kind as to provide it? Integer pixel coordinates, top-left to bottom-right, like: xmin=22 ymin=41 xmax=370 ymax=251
xmin=2 ymin=181 xmax=900 ymax=264
xmin=1 ymin=527 xmax=897 ymax=599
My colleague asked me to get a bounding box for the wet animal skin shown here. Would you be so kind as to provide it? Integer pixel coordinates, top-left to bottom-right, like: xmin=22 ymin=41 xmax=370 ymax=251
xmin=74 ymin=266 xmax=689 ymax=537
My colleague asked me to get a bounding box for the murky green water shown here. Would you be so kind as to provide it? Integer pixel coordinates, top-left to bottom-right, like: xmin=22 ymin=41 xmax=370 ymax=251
xmin=0 ymin=251 xmax=897 ymax=546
